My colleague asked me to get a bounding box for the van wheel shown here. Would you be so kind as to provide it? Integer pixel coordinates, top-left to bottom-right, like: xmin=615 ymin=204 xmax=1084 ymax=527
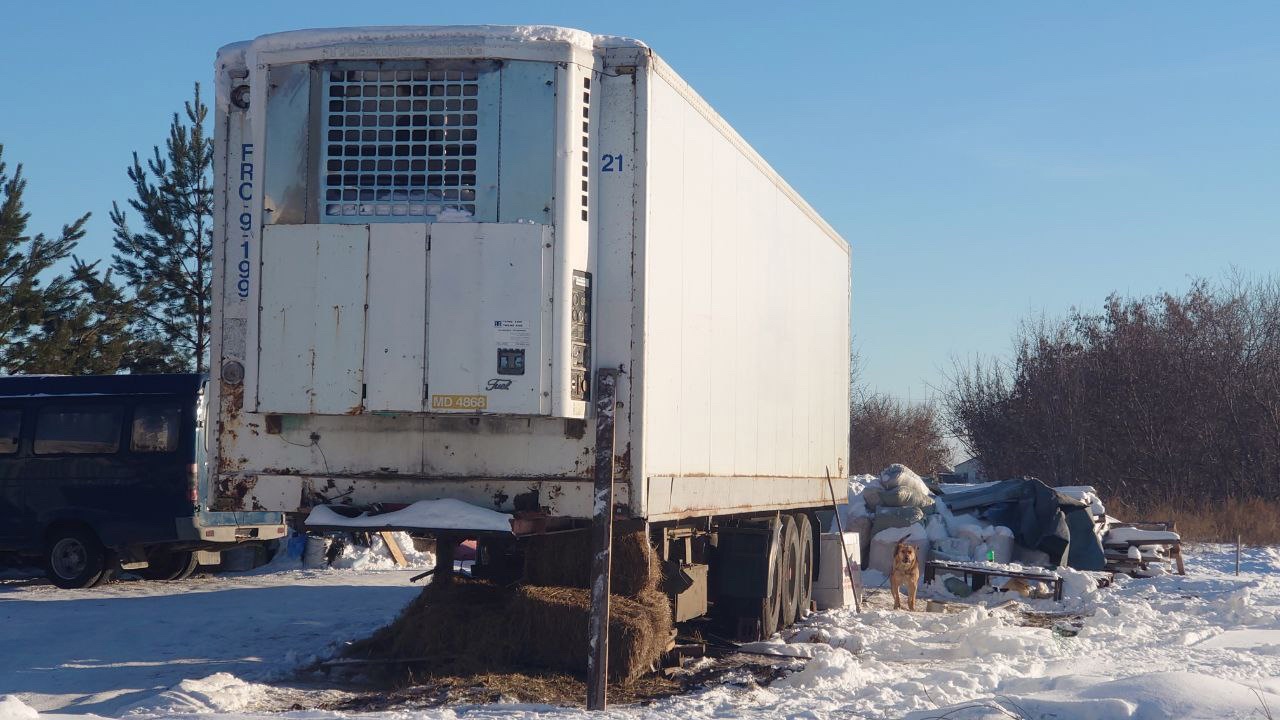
xmin=45 ymin=528 xmax=107 ymax=589
xmin=139 ymin=548 xmax=200 ymax=581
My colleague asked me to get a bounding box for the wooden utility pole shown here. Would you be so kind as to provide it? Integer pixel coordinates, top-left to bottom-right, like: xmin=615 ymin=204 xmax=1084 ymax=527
xmin=586 ymin=369 xmax=618 ymax=710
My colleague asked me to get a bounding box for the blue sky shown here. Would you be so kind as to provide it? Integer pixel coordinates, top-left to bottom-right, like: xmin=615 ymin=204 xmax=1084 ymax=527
xmin=1 ymin=1 xmax=1277 ymax=405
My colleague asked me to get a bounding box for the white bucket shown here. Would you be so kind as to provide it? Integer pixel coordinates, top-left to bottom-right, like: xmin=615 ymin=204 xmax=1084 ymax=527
xmin=814 ymin=532 xmax=861 ymax=610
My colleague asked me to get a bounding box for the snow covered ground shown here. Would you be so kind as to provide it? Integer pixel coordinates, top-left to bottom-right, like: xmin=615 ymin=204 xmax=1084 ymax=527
xmin=4 ymin=544 xmax=1280 ymax=719
xmin=0 ymin=537 xmax=430 ymax=717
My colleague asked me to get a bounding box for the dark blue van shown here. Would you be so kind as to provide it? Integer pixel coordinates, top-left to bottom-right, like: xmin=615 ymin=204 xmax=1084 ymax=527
xmin=0 ymin=374 xmax=285 ymax=588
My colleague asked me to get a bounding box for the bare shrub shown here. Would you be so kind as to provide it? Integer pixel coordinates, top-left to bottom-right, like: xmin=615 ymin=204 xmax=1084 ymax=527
xmin=850 ymin=393 xmax=952 ymax=476
xmin=944 ymin=275 xmax=1280 ymax=511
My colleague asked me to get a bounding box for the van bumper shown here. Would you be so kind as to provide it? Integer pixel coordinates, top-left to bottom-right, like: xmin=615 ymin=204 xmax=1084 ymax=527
xmin=176 ymin=516 xmax=288 ymax=544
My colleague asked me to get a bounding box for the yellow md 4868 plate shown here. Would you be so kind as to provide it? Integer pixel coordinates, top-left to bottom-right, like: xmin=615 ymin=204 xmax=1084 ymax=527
xmin=430 ymin=394 xmax=488 ymax=410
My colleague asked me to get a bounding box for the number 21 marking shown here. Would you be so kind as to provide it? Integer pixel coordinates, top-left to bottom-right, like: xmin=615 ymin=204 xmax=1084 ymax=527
xmin=601 ymin=153 xmax=623 ymax=172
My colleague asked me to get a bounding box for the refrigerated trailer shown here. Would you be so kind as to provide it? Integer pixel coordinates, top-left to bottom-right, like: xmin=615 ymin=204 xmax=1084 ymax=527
xmin=211 ymin=25 xmax=850 ymax=640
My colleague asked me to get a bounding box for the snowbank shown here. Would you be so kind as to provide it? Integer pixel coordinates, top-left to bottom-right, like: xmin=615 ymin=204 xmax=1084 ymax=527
xmin=330 ymin=531 xmax=436 ymax=571
xmin=0 ymin=695 xmax=38 ymax=720
xmin=124 ymin=673 xmax=268 ymax=715
xmin=907 ymin=670 xmax=1280 ymax=719
xmin=306 ymin=498 xmax=512 ymax=533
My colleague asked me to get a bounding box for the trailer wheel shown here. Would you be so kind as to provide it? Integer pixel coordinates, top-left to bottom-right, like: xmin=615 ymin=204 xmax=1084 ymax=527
xmin=757 ymin=518 xmax=785 ymax=639
xmin=793 ymin=513 xmax=814 ymax=621
xmin=45 ymin=528 xmax=107 ymax=589
xmin=780 ymin=515 xmax=802 ymax=627
xmin=139 ymin=548 xmax=200 ymax=581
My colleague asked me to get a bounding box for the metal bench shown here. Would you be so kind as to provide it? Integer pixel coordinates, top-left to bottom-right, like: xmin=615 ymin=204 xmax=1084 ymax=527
xmin=924 ymin=559 xmax=1065 ymax=602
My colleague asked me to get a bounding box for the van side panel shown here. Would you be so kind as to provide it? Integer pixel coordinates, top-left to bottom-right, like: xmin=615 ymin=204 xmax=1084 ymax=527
xmin=0 ymin=393 xmax=198 ymax=553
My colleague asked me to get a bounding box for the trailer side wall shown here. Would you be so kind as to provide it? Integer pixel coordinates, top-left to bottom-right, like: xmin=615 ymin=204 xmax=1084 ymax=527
xmin=637 ymin=57 xmax=851 ymax=521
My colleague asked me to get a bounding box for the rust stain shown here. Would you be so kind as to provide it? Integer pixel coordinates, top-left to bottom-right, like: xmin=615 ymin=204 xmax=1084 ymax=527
xmin=491 ymin=488 xmax=510 ymax=508
xmin=216 ymin=379 xmax=245 ymax=473
xmin=512 ymin=487 xmax=542 ymax=513
xmin=212 ymin=473 xmax=257 ymax=511
xmin=222 ymin=380 xmax=244 ymax=416
xmin=614 ymin=443 xmax=632 ymax=482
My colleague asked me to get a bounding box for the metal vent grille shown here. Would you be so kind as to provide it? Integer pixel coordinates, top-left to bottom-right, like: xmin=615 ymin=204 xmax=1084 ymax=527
xmin=323 ymin=69 xmax=481 ymax=219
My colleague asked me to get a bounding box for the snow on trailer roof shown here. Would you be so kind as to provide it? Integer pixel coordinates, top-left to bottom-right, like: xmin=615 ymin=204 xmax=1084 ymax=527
xmin=218 ymin=24 xmax=645 ymax=57
xmin=305 ymin=498 xmax=513 ymax=534
xmin=216 ymin=25 xmax=643 ymax=96
xmin=217 ymin=25 xmax=644 ymax=120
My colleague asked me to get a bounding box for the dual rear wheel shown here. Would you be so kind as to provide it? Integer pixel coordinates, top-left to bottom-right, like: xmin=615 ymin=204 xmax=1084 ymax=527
xmin=758 ymin=512 xmax=816 ymax=638
xmin=138 ymin=547 xmax=200 ymax=581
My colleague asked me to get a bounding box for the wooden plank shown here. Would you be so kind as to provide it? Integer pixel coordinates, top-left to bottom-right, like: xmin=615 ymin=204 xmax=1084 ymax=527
xmin=379 ymin=531 xmax=408 ymax=567
xmin=586 ymin=369 xmax=618 ymax=711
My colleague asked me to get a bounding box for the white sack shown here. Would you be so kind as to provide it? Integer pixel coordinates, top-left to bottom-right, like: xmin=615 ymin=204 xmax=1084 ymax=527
xmin=868 ymin=524 xmax=930 ymax=576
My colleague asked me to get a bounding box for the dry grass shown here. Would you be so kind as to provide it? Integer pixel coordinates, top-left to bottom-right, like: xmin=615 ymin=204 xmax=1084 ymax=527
xmin=322 ymin=669 xmax=681 ymax=710
xmin=1110 ymin=496 xmax=1280 ymax=545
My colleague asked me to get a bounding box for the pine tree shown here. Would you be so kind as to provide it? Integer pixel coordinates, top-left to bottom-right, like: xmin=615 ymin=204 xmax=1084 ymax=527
xmin=0 ymin=143 xmax=87 ymax=373
xmin=11 ymin=258 xmax=136 ymax=375
xmin=111 ymin=84 xmax=213 ymax=373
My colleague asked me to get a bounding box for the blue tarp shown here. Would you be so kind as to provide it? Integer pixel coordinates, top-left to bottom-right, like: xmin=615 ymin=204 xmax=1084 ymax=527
xmin=939 ymin=478 xmax=1106 ymax=571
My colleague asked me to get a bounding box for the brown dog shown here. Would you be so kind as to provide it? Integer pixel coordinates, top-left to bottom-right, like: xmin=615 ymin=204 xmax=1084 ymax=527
xmin=890 ymin=541 xmax=920 ymax=611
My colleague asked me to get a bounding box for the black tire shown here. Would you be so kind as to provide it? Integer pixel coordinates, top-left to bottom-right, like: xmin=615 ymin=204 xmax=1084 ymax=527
xmin=45 ymin=527 xmax=107 ymax=589
xmin=758 ymin=517 xmax=785 ymax=639
xmin=90 ymin=564 xmax=116 ymax=588
xmin=780 ymin=515 xmax=802 ymax=628
xmin=139 ymin=548 xmax=200 ymax=581
xmin=793 ymin=513 xmax=815 ymax=622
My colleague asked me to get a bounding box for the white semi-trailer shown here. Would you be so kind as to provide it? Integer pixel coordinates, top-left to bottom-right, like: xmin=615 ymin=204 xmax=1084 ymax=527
xmin=211 ymin=25 xmax=850 ymax=640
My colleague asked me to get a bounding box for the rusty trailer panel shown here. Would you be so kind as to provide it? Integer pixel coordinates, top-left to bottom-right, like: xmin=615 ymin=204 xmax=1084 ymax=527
xmin=221 ymin=474 xmax=626 ymax=519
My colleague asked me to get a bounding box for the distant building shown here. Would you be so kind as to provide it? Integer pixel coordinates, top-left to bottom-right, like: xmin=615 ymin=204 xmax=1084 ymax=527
xmin=954 ymin=456 xmax=989 ymax=483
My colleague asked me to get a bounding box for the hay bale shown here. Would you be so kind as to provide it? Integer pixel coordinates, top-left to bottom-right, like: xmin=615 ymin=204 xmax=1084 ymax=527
xmin=522 ymin=530 xmax=659 ymax=597
xmin=344 ymin=577 xmax=516 ymax=673
xmin=508 ymin=585 xmax=672 ymax=685
xmin=343 ymin=575 xmax=671 ymax=687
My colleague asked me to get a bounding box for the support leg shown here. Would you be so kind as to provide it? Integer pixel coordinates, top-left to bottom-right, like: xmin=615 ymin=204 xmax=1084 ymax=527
xmin=435 ymin=536 xmax=455 ymax=587
xmin=586 ymin=369 xmax=618 ymax=711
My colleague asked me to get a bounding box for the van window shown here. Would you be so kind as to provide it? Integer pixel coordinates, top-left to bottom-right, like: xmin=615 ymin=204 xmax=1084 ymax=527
xmin=34 ymin=406 xmax=122 ymax=455
xmin=0 ymin=409 xmax=19 ymax=454
xmin=131 ymin=405 xmax=181 ymax=453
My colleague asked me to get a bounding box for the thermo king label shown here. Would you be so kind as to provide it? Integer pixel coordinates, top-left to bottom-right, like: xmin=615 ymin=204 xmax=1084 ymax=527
xmin=493 ymin=319 xmax=530 ymax=347
xmin=431 ymin=394 xmax=488 ymax=410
